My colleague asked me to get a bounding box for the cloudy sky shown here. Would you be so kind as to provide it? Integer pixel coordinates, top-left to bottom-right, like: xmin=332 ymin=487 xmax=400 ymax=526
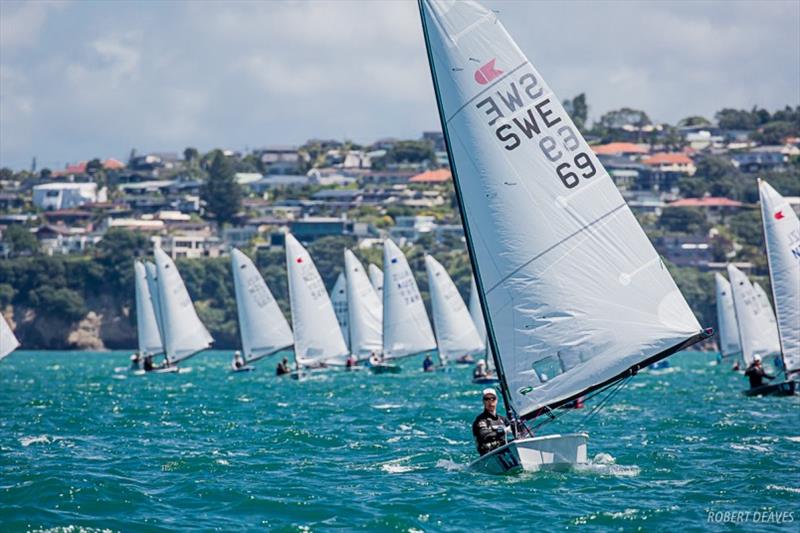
xmin=1 ymin=0 xmax=798 ymax=170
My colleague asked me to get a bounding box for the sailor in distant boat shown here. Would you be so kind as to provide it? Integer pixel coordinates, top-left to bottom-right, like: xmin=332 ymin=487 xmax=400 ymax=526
xmin=232 ymin=351 xmax=245 ymax=371
xmin=346 ymin=353 xmax=358 ymax=370
xmin=143 ymin=355 xmax=154 ymax=372
xmin=472 ymin=388 xmax=509 ymax=456
xmin=473 ymin=360 xmax=488 ymax=379
xmin=276 ymin=357 xmax=291 ymax=376
xmin=745 ymin=354 xmax=775 ymax=389
xmin=130 ymin=354 xmax=141 ymax=371
xmin=423 ymin=354 xmax=435 ymax=372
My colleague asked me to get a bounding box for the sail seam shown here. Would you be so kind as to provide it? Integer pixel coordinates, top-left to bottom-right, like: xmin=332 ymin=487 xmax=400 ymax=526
xmin=446 ymin=61 xmax=530 ymax=124
xmin=487 ymin=202 xmax=627 ymax=294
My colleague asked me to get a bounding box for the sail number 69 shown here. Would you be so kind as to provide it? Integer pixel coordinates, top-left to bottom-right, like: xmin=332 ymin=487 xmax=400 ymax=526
xmin=556 ymin=153 xmax=596 ymax=189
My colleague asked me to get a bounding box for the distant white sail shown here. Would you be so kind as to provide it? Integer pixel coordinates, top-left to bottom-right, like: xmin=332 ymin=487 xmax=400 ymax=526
xmin=145 ymin=262 xmax=165 ymax=342
xmin=345 ymin=250 xmax=383 ymax=358
xmin=469 ymin=275 xmax=494 ymax=370
xmin=330 ymin=272 xmax=350 ymax=350
xmin=758 ymin=179 xmax=800 ymax=375
xmin=134 ymin=260 xmax=164 ymax=356
xmin=382 ymin=238 xmax=436 ymax=359
xmin=231 ymin=248 xmax=293 ymax=364
xmin=425 ymin=255 xmax=484 ymax=364
xmin=727 ymin=264 xmax=778 ymax=366
xmin=714 ymin=273 xmax=741 ymax=359
xmin=285 ymin=233 xmax=348 ymax=366
xmin=420 ymin=0 xmax=703 ymax=418
xmin=0 ymin=312 xmax=20 ymax=361
xmin=752 ymin=282 xmax=782 ymax=356
xmin=369 ymin=264 xmax=384 ymax=300
xmin=154 ymin=247 xmax=213 ymax=364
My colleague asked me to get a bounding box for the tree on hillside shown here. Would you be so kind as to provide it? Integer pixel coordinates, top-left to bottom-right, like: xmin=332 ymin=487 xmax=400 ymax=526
xmin=3 ymin=225 xmax=39 ymax=256
xmin=201 ymin=152 xmax=242 ymax=229
xmin=597 ymin=107 xmax=651 ymax=130
xmin=677 ymin=116 xmax=711 ymax=127
xmin=657 ymin=207 xmax=709 ymax=234
xmin=563 ymin=93 xmax=588 ymax=132
xmin=184 ymin=147 xmax=199 ymax=164
xmin=96 ymin=228 xmax=150 ymax=291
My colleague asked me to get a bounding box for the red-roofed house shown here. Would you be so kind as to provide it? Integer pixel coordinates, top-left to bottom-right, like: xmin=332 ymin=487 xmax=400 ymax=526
xmin=666 ymin=197 xmax=744 ymax=223
xmin=103 ymin=158 xmax=125 ymax=170
xmin=591 ymin=143 xmax=650 ymax=157
xmin=409 ymin=169 xmax=451 ymax=184
xmin=642 ymin=152 xmax=696 ymax=192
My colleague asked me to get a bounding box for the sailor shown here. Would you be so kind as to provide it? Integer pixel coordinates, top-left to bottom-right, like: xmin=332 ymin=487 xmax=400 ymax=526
xmin=744 ymin=354 xmax=774 ymax=389
xmin=130 ymin=353 xmax=141 ymax=370
xmin=143 ymin=355 xmax=154 ymax=372
xmin=232 ymin=350 xmax=245 ymax=370
xmin=346 ymin=354 xmax=357 ymax=370
xmin=423 ymin=354 xmax=435 ymax=372
xmin=368 ymin=352 xmax=380 ymax=367
xmin=276 ymin=357 xmax=291 ymax=376
xmin=472 ymin=388 xmax=509 ymax=456
xmin=473 ymin=360 xmax=488 ymax=379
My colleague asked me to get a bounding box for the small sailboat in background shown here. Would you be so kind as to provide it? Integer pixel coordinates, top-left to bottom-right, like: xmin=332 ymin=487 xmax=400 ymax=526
xmin=0 ymin=310 xmax=20 ymax=362
xmin=714 ymin=273 xmax=742 ymax=368
xmin=132 ymin=260 xmax=164 ymax=370
xmin=344 ymin=249 xmax=383 ymax=361
xmin=419 ymin=0 xmax=709 ymax=473
xmin=379 ymin=238 xmax=437 ymax=373
xmin=230 ymin=248 xmax=293 ymax=373
xmin=425 ymin=255 xmax=484 ymax=369
xmin=153 ymin=247 xmax=213 ymax=373
xmin=285 ymin=233 xmax=349 ymax=375
xmin=752 ymin=179 xmax=800 ymax=395
xmin=469 ymin=276 xmax=498 ymax=385
xmin=330 ymin=272 xmax=350 ymax=352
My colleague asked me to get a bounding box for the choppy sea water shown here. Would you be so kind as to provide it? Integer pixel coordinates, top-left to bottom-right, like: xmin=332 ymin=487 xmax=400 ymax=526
xmin=0 ymin=350 xmax=798 ymax=532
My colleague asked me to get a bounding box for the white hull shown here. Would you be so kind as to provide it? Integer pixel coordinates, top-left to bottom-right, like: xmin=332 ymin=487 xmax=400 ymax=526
xmin=469 ymin=433 xmax=588 ymax=474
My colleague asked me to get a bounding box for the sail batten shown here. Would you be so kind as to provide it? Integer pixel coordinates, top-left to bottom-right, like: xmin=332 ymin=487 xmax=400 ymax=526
xmin=232 ymin=248 xmax=293 ymax=364
xmin=419 ymin=0 xmax=703 ymax=418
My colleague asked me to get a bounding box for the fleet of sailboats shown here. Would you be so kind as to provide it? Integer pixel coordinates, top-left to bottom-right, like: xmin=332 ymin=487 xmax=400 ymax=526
xmin=419 ymin=0 xmax=708 ymax=473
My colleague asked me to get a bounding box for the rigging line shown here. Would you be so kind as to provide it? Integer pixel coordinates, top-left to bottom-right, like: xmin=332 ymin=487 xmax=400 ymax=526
xmin=577 ymin=376 xmax=632 ymax=430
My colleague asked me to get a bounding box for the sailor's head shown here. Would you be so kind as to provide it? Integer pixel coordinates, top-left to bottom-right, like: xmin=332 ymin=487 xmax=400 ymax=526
xmin=282 ymin=357 xmax=288 ymax=364
xmin=482 ymin=387 xmax=498 ymax=403
xmin=754 ymin=354 xmax=762 ymax=365
xmin=477 ymin=360 xmax=486 ymax=367
xmin=234 ymin=350 xmax=241 ymax=357
xmin=130 ymin=354 xmax=138 ymax=361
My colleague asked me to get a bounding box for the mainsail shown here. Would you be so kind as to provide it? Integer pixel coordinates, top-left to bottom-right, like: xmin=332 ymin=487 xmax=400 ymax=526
xmin=369 ymin=264 xmax=384 ymax=300
xmin=419 ymin=0 xmax=704 ymax=419
xmin=469 ymin=275 xmax=495 ymax=370
xmin=752 ymin=282 xmax=782 ymax=356
xmin=758 ymin=179 xmax=800 ymax=376
xmin=0 ymin=312 xmax=20 ymax=361
xmin=330 ymin=272 xmax=350 ymax=350
xmin=714 ymin=273 xmax=741 ymax=360
xmin=382 ymin=238 xmax=437 ymax=359
xmin=285 ymin=233 xmax=348 ymax=366
xmin=727 ymin=264 xmax=778 ymax=366
xmin=154 ymin=247 xmax=213 ymax=364
xmin=231 ymin=248 xmax=293 ymax=364
xmin=134 ymin=260 xmax=164 ymax=357
xmin=345 ymin=250 xmax=383 ymax=358
xmin=425 ymin=255 xmax=484 ymax=364
xmin=145 ymin=262 xmax=165 ymax=342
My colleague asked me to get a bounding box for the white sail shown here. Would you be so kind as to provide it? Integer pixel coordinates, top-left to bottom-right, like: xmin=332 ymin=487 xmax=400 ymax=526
xmin=145 ymin=262 xmax=165 ymax=342
xmin=285 ymin=233 xmax=348 ymax=366
xmin=727 ymin=264 xmax=778 ymax=366
xmin=330 ymin=272 xmax=350 ymax=350
xmin=420 ymin=0 xmax=703 ymax=418
xmin=232 ymin=248 xmax=293 ymax=363
xmin=154 ymin=247 xmax=213 ymax=364
xmin=469 ymin=275 xmax=495 ymax=370
xmin=382 ymin=238 xmax=437 ymax=359
xmin=758 ymin=179 xmax=800 ymax=375
xmin=0 ymin=312 xmax=20 ymax=361
xmin=345 ymin=249 xmax=383 ymax=358
xmin=369 ymin=264 xmax=384 ymax=300
xmin=714 ymin=273 xmax=741 ymax=359
xmin=752 ymin=282 xmax=782 ymax=357
xmin=425 ymin=255 xmax=484 ymax=364
xmin=134 ymin=260 xmax=164 ymax=356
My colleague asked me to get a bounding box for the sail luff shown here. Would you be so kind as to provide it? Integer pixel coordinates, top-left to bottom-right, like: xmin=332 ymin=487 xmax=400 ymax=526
xmin=134 ymin=261 xmax=164 ymax=356
xmin=145 ymin=262 xmax=166 ymax=345
xmin=714 ymin=273 xmax=741 ymax=360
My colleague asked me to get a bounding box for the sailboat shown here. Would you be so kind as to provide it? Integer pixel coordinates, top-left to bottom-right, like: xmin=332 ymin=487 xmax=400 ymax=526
xmin=368 ymin=264 xmax=384 ymax=301
xmin=714 ymin=273 xmax=742 ymax=366
xmin=419 ymin=0 xmax=709 ymax=473
xmin=132 ymin=260 xmax=164 ymax=369
xmin=345 ymin=249 xmax=383 ymax=360
xmin=754 ymin=179 xmax=800 ymax=395
xmin=285 ymin=233 xmax=349 ymax=372
xmin=380 ymin=238 xmax=437 ymax=373
xmin=425 ymin=255 xmax=485 ymax=369
xmin=0 ymin=311 xmax=20 ymax=362
xmin=727 ymin=265 xmax=781 ymax=373
xmin=469 ymin=276 xmax=498 ymax=384
xmin=330 ymin=272 xmax=350 ymax=351
xmin=230 ymin=248 xmax=293 ymax=372
xmin=153 ymin=247 xmax=214 ymax=372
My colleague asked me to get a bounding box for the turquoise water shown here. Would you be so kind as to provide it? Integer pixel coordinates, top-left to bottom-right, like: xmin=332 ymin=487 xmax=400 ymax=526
xmin=1 ymin=350 xmax=798 ymax=532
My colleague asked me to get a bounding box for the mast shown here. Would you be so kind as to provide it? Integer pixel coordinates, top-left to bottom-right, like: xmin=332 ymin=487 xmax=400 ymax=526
xmin=417 ymin=0 xmax=514 ymax=417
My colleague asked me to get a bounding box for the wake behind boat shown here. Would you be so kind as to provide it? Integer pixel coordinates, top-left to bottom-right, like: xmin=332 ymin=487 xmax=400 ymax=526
xmin=419 ymin=0 xmax=709 ymax=474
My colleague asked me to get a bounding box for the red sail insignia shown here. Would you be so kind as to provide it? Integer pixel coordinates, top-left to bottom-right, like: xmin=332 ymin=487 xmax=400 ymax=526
xmin=474 ymin=58 xmax=502 ymax=85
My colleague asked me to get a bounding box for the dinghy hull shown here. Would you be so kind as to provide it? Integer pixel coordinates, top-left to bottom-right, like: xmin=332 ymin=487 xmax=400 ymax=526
xmin=469 ymin=433 xmax=589 ymax=475
xmin=370 ymin=364 xmax=401 ymax=374
xmin=742 ymin=380 xmax=796 ymax=397
xmin=472 ymin=376 xmax=499 ymax=385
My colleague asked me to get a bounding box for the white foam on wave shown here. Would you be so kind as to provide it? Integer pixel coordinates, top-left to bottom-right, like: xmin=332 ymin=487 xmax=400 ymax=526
xmin=573 ymin=453 xmax=640 ymax=477
xmin=373 ymin=403 xmax=404 ymax=410
xmin=381 ymin=463 xmax=415 ymax=474
xmin=767 ymin=484 xmax=800 ymax=494
xmin=19 ymin=435 xmax=61 ymax=447
xmin=435 ymin=458 xmax=465 ymax=471
xmin=730 ymin=443 xmax=771 ymax=453
xmin=785 ymin=436 xmax=800 ymax=443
